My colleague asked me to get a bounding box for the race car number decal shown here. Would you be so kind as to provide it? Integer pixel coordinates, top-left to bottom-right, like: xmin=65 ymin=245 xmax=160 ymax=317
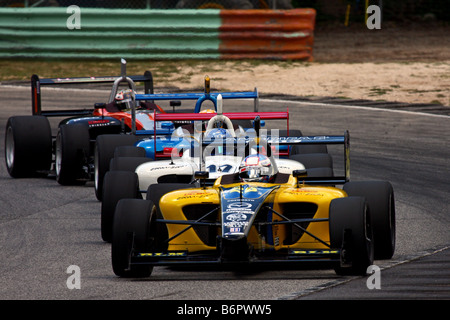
xmin=220 ymin=185 xmax=278 ymax=237
xmin=206 ymin=164 xmax=233 ymax=173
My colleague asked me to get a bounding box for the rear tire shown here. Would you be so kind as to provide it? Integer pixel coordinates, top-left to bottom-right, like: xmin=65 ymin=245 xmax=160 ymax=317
xmin=290 ymin=153 xmax=334 ymax=178
xmin=112 ymin=199 xmax=155 ymax=278
xmin=94 ymin=134 xmax=137 ymax=200
xmin=344 ymin=181 xmax=395 ymax=259
xmin=5 ymin=116 xmax=52 ymax=178
xmin=109 ymin=156 xmax=150 ymax=173
xmin=290 ymin=153 xmax=333 ymax=169
xmin=114 ymin=146 xmax=146 ymax=158
xmin=329 ymin=196 xmax=374 ymax=276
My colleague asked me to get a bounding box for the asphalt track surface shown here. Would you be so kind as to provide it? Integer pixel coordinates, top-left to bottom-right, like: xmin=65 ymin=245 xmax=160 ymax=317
xmin=0 ymin=84 xmax=448 ymax=303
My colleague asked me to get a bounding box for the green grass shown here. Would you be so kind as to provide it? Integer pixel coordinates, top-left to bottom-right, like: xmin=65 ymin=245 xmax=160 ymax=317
xmin=368 ymin=87 xmax=393 ymax=96
xmin=0 ymin=59 xmax=192 ymax=81
xmin=0 ymin=58 xmax=311 ymax=82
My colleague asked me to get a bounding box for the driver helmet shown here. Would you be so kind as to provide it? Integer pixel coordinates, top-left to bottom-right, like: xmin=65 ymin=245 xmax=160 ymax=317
xmin=239 ymin=154 xmax=274 ymax=182
xmin=114 ymin=89 xmax=134 ymax=104
xmin=205 ymin=128 xmax=231 ymax=140
xmin=205 ymin=128 xmax=233 ymax=155
xmin=200 ymin=109 xmax=216 ymax=114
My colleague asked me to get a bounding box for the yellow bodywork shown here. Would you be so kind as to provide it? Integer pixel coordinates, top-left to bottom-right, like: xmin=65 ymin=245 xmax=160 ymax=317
xmin=159 ymin=175 xmax=347 ymax=253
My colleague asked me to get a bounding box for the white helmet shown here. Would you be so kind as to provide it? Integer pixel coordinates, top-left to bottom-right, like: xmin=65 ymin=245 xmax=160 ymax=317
xmin=239 ymin=154 xmax=274 ymax=182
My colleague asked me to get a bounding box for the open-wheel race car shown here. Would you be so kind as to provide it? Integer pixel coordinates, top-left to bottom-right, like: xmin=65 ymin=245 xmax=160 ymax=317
xmin=4 ymin=59 xmax=156 ymax=185
xmin=108 ymin=118 xmax=396 ymax=277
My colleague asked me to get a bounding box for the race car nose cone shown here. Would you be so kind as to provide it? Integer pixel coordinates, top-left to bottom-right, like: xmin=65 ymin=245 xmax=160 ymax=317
xmin=219 ymin=235 xmax=250 ymax=262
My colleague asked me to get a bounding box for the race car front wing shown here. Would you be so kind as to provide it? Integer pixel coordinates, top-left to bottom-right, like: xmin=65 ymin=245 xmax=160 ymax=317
xmin=130 ymin=249 xmax=341 ymax=268
xmin=126 ymin=214 xmax=341 ymax=269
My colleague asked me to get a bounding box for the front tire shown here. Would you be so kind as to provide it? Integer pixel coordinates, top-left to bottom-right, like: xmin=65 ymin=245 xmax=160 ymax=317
xmin=101 ymin=171 xmax=140 ymax=242
xmin=111 ymin=199 xmax=155 ymax=278
xmin=55 ymin=123 xmax=90 ymax=185
xmin=329 ymin=196 xmax=374 ymax=276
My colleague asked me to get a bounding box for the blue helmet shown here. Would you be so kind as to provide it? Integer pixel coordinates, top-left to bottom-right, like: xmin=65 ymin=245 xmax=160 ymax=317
xmin=205 ymin=128 xmax=233 ymax=156
xmin=205 ymin=128 xmax=232 ymax=140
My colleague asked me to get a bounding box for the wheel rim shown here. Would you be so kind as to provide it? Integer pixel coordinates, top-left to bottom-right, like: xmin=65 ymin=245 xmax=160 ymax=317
xmin=55 ymin=132 xmax=62 ymax=177
xmin=94 ymin=146 xmax=99 ymax=191
xmin=388 ymin=192 xmax=396 ymax=248
xmin=364 ymin=206 xmax=374 ymax=263
xmin=5 ymin=126 xmax=15 ymax=169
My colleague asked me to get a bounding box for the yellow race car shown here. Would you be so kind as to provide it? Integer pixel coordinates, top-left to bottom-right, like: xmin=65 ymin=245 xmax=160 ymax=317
xmin=111 ymin=130 xmax=395 ymax=277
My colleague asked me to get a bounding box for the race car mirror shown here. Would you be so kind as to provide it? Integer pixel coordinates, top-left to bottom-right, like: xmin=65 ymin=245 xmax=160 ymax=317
xmin=194 ymin=170 xmax=209 ymax=188
xmin=252 ymin=119 xmax=265 ymax=128
xmin=194 ymin=171 xmax=209 ymax=179
xmin=293 ymin=169 xmax=308 ymax=187
xmin=170 ymin=100 xmax=181 ymax=112
xmin=293 ymin=169 xmax=307 ymax=177
xmin=253 ymin=116 xmax=261 ymax=137
xmin=94 ymin=103 xmax=106 ymax=109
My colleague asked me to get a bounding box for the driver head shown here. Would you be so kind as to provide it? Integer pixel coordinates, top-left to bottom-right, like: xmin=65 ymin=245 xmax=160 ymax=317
xmin=115 ymin=89 xmax=134 ymax=104
xmin=239 ymin=154 xmax=274 ymax=183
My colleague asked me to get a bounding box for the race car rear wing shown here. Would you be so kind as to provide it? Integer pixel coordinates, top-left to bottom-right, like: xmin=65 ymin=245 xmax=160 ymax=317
xmin=274 ymin=131 xmax=350 ymax=184
xmin=153 ymin=111 xmax=288 ymax=122
xmin=201 ymin=131 xmax=351 ymax=185
xmin=145 ymin=109 xmax=290 ymax=159
xmin=135 ymin=75 xmax=259 ymax=113
xmin=31 ymin=71 xmax=154 ymax=117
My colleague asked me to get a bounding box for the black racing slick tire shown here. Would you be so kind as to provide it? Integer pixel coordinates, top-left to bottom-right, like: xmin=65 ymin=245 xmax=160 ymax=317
xmin=112 ymin=199 xmax=155 ymax=278
xmin=55 ymin=123 xmax=90 ymax=185
xmin=101 ymin=170 xmax=140 ymax=242
xmin=306 ymin=167 xmax=334 ymax=178
xmin=290 ymin=144 xmax=328 ymax=155
xmin=5 ymin=116 xmax=52 ymax=178
xmin=343 ymin=181 xmax=396 ymax=260
xmin=290 ymin=153 xmax=334 ymax=179
xmin=329 ymin=196 xmax=374 ymax=276
xmin=94 ymin=134 xmax=137 ymax=200
xmin=113 ymin=146 xmax=146 ymax=158
xmin=289 ymin=153 xmax=333 ymax=170
xmin=109 ymin=156 xmax=150 ymax=173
